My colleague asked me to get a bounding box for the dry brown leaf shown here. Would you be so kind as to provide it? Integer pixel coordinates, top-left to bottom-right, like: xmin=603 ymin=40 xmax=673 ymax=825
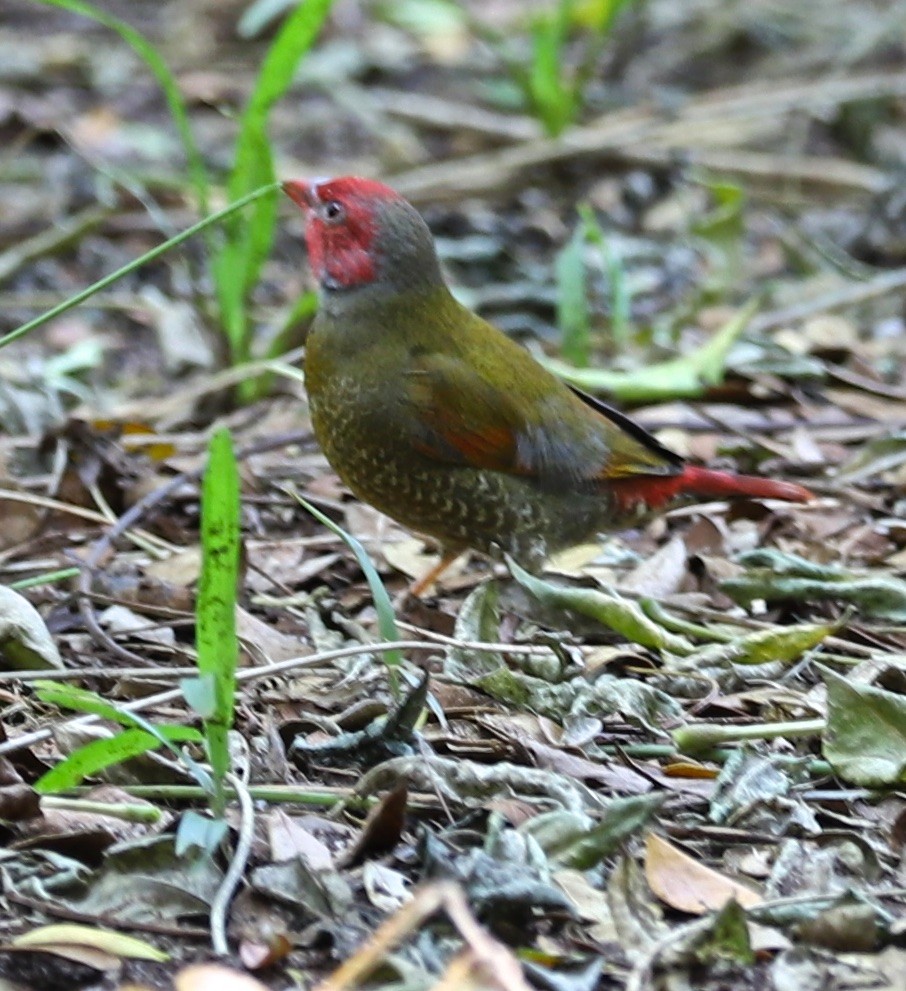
xmin=236 ymin=606 xmax=305 ymax=664
xmin=267 ymin=808 xmax=334 ymax=868
xmin=620 ymin=535 xmax=688 ymax=597
xmin=145 ymin=547 xmax=203 ymax=587
xmin=644 ymin=831 xmax=762 ymax=915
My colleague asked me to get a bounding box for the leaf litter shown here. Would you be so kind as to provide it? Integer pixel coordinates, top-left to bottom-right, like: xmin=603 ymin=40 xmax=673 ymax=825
xmin=2 ymin=1 xmax=906 ymax=989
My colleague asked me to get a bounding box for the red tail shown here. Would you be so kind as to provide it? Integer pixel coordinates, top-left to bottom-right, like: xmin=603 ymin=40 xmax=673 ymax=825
xmin=611 ymin=465 xmax=813 ymax=513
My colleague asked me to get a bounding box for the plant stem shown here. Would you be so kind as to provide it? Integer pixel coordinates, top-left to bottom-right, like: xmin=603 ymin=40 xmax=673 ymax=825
xmin=673 ymin=718 xmax=825 ymax=755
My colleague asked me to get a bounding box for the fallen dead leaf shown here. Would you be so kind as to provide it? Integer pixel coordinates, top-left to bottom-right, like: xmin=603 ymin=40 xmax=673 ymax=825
xmin=644 ymin=831 xmax=762 ymax=915
xmin=236 ymin=606 xmax=306 ymax=664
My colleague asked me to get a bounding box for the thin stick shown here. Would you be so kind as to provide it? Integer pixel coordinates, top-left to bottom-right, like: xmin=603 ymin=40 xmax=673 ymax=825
xmin=0 ymin=637 xmax=557 ymax=757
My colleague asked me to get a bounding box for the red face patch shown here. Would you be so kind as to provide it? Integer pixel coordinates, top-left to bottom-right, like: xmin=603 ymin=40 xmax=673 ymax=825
xmin=294 ymin=177 xmax=403 ymax=290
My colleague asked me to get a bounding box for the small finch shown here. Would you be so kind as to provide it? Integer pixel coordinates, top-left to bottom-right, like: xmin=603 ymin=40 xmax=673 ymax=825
xmin=285 ymin=177 xmax=812 ymax=591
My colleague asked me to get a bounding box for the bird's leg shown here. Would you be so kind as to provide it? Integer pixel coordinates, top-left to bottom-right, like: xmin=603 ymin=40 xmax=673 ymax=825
xmin=409 ymin=549 xmax=464 ymax=598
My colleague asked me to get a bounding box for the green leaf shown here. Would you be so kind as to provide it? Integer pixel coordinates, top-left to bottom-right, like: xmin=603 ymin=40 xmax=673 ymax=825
xmin=378 ymin=0 xmax=468 ymax=39
xmin=213 ymin=0 xmax=334 ymax=365
xmin=692 ymin=179 xmax=746 ymax=290
xmin=527 ymin=794 xmax=665 ymax=869
xmin=528 ymin=3 xmax=574 ymax=136
xmin=176 ymin=809 xmax=229 ymax=858
xmin=0 ymin=586 xmax=63 ymax=671
xmin=9 ymin=568 xmax=81 ymax=591
xmin=508 ymin=556 xmax=692 ymax=653
xmin=445 ymin=582 xmax=502 ymax=679
xmin=181 ymin=673 xmax=218 ymax=720
xmin=35 ymin=725 xmax=200 ymax=793
xmin=540 ymin=299 xmax=758 ymax=402
xmin=670 ymin=619 xmax=839 ymax=671
xmin=695 ymin=899 xmax=755 ymax=966
xmin=34 ymin=680 xmax=210 ymax=792
xmin=238 ymin=0 xmax=298 ymax=37
xmin=823 ymin=667 xmax=906 ymax=786
xmin=34 ymin=682 xmax=202 ymax=746
xmin=556 ymin=222 xmax=591 ymax=367
xmin=196 ymin=428 xmax=241 ymax=815
xmin=267 ymin=290 xmax=319 ymax=359
xmin=570 ymin=0 xmax=635 ymax=33
xmin=578 ymin=203 xmax=631 ymax=349
xmin=34 ymin=681 xmax=144 ymax=724
xmin=724 ymin=549 xmax=906 ymax=622
xmin=196 ymin=434 xmax=240 ymax=801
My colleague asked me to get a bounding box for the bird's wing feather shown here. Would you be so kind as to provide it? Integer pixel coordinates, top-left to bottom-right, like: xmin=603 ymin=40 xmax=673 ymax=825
xmin=402 ymin=354 xmax=522 ymax=471
xmin=401 ymin=353 xmax=681 ymax=490
xmin=568 ymin=385 xmax=685 ymax=478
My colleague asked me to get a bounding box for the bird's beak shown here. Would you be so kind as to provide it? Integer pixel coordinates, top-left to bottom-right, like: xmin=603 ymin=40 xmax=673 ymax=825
xmin=282 ymin=179 xmax=316 ymax=211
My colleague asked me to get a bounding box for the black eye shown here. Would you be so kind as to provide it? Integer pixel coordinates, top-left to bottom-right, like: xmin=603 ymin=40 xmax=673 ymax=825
xmin=323 ymin=200 xmax=344 ymax=222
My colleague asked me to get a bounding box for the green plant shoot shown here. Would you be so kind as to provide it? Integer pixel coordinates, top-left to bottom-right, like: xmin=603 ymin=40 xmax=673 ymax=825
xmin=32 ymin=681 xmax=207 ymax=794
xmin=213 ymin=0 xmax=335 ymax=385
xmin=556 ymin=203 xmax=631 ymax=366
xmin=186 ymin=428 xmax=241 ymax=819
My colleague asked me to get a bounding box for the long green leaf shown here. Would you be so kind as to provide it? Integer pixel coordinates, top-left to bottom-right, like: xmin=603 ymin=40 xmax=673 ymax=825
xmin=35 ymin=725 xmax=200 ymax=794
xmin=291 ymin=492 xmax=403 ymax=684
xmin=0 ymin=184 xmax=278 ymax=352
xmin=540 ymin=299 xmax=758 ymax=403
xmin=556 ymin=222 xmax=590 ymax=367
xmin=214 ymin=0 xmax=335 ymax=363
xmin=195 ymin=428 xmax=241 ymax=816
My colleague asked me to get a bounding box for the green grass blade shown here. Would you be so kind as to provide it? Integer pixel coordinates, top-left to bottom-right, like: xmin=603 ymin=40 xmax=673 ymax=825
xmin=578 ymin=204 xmax=631 ymax=350
xmin=0 ymin=184 xmax=279 ymax=352
xmin=528 ymin=3 xmax=573 ymax=136
xmin=214 ymin=0 xmax=335 ymax=363
xmin=35 ymin=726 xmax=200 ymax=794
xmin=9 ymin=568 xmax=81 ymax=591
xmin=556 ymin=222 xmax=590 ymax=367
xmin=195 ymin=429 xmax=241 ymax=816
xmin=290 ymin=491 xmax=403 ymax=688
xmin=34 ymin=681 xmax=148 ymax=725
xmin=36 ymin=0 xmax=210 ymax=218
xmin=33 ymin=680 xmax=208 ymax=793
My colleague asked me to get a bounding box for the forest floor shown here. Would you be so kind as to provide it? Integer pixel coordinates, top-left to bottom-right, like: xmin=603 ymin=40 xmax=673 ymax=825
xmin=1 ymin=1 xmax=906 ymax=989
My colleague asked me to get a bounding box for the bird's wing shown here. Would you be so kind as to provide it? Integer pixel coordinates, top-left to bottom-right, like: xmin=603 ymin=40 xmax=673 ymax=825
xmin=401 ymin=353 xmax=681 ymax=491
xmin=402 ymin=353 xmax=523 ymax=471
xmin=568 ymin=385 xmax=685 ymax=479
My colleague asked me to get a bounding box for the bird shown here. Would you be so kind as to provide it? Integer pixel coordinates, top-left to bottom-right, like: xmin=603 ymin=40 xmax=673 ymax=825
xmin=283 ymin=176 xmax=812 ymax=594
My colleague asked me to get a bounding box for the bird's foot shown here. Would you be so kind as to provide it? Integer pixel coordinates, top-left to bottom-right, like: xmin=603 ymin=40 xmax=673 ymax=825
xmin=402 ymin=550 xmax=464 ymax=602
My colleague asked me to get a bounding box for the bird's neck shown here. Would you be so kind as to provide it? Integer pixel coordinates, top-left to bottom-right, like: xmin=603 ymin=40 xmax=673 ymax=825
xmin=316 ymin=281 xmax=454 ymax=334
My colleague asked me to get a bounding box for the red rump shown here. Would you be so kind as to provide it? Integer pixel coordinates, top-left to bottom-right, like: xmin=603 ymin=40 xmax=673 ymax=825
xmin=610 ymin=465 xmax=813 ymax=512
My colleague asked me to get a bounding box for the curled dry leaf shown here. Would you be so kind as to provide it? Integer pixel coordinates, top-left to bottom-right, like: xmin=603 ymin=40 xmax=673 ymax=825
xmin=238 ymin=932 xmax=293 ymax=970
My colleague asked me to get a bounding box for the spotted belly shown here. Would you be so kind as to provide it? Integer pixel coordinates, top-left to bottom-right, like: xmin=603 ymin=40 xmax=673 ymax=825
xmin=309 ymin=379 xmax=615 ymax=567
